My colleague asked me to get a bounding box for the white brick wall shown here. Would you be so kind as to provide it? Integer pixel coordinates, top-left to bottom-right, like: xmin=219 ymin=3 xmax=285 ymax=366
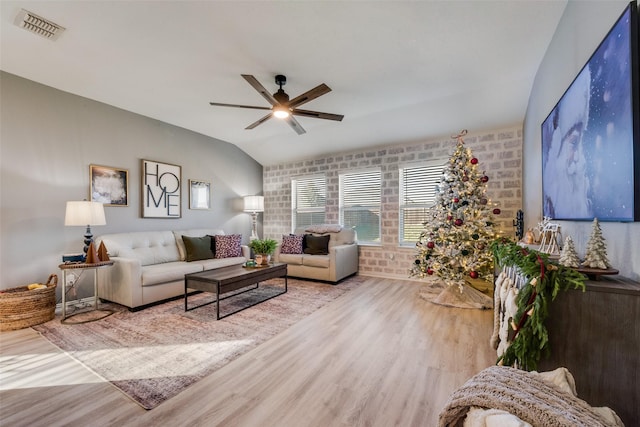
xmin=263 ymin=126 xmax=522 ymax=279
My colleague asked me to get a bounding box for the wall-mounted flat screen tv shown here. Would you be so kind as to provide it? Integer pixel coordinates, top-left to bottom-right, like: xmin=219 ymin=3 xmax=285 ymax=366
xmin=541 ymin=1 xmax=639 ymax=221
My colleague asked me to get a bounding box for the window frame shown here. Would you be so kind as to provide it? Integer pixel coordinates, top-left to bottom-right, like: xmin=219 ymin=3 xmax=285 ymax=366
xmin=339 ymin=168 xmax=381 ymax=245
xmin=399 ymin=160 xmax=445 ymax=246
xmin=291 ymin=174 xmax=326 ymax=232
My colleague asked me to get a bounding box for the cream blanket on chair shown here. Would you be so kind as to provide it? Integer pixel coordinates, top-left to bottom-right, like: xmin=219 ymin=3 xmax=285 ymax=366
xmin=439 ymin=366 xmax=623 ymax=427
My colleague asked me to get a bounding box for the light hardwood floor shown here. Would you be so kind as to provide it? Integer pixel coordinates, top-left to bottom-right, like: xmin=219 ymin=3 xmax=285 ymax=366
xmin=0 ymin=276 xmax=495 ymax=427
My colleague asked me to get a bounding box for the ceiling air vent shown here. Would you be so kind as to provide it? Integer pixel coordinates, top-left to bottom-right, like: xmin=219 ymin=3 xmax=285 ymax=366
xmin=14 ymin=9 xmax=65 ymax=40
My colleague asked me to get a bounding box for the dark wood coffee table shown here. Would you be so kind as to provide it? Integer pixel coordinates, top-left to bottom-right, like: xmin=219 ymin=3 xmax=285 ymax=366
xmin=184 ymin=262 xmax=287 ymax=319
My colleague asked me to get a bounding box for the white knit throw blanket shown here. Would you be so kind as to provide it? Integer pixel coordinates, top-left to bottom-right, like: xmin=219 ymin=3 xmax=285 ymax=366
xmin=438 ymin=366 xmax=616 ymax=427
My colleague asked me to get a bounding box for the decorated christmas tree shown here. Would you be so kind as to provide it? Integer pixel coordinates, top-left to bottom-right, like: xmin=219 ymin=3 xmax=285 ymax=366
xmin=559 ymin=236 xmax=580 ymax=268
xmin=581 ymin=218 xmax=611 ymax=269
xmin=411 ymin=130 xmax=500 ymax=290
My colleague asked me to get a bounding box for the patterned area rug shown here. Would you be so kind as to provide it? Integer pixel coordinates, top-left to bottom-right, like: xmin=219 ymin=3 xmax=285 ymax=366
xmin=33 ymin=276 xmax=364 ymax=409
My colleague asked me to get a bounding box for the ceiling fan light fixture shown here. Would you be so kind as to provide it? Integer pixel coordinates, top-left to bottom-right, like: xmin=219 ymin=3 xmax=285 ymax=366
xmin=273 ymin=106 xmax=290 ymax=119
xmin=209 ymin=74 xmax=342 ymax=135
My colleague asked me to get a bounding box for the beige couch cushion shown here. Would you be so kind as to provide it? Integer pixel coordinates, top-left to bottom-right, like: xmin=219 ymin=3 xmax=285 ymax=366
xmin=303 ymin=254 xmax=330 ymax=268
xmin=294 ymin=227 xmax=356 ymax=248
xmin=98 ymin=231 xmax=180 ymax=266
xmin=141 ymin=261 xmax=203 ymax=287
xmin=195 ymin=257 xmax=246 ymax=270
xmin=279 ymin=253 xmax=304 ymax=265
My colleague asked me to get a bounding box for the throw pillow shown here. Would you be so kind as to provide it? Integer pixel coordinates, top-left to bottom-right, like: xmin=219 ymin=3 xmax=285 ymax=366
xmin=182 ymin=235 xmax=214 ymax=262
xmin=280 ymin=234 xmax=304 ymax=254
xmin=206 ymin=234 xmax=217 ymax=256
xmin=214 ymin=234 xmax=242 ymax=258
xmin=303 ymin=234 xmax=330 ymax=255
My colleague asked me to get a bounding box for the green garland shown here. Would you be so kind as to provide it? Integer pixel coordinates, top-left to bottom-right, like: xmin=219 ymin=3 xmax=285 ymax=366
xmin=490 ymin=239 xmax=587 ymax=370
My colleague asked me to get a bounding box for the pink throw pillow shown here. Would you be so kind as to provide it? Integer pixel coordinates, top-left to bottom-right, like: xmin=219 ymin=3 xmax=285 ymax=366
xmin=214 ymin=234 xmax=242 ymax=258
xmin=280 ymin=234 xmax=304 ymax=254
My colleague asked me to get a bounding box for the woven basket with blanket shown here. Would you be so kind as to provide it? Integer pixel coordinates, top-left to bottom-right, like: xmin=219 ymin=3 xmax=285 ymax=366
xmin=0 ymin=274 xmax=57 ymax=331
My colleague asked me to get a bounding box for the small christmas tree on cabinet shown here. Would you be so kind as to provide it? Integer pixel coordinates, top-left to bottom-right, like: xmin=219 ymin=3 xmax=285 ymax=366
xmin=411 ymin=130 xmax=499 ymax=302
xmin=559 ymin=236 xmax=580 ymax=268
xmin=581 ymin=218 xmax=611 ymax=270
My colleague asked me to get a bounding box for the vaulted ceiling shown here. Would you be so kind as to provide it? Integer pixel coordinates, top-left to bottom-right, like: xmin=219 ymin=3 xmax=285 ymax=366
xmin=0 ymin=1 xmax=567 ymax=165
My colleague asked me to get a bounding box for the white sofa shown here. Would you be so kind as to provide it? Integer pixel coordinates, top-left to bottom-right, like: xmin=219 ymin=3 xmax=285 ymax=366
xmin=96 ymin=229 xmax=249 ymax=310
xmin=273 ymin=226 xmax=358 ymax=283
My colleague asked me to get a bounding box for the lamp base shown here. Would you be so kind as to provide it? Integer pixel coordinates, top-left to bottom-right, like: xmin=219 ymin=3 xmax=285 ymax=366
xmin=83 ymin=225 xmax=94 ymax=254
xmin=250 ymin=212 xmax=259 ymax=241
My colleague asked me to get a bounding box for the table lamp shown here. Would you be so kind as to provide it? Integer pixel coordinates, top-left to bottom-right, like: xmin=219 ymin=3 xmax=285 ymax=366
xmin=243 ymin=195 xmax=264 ymax=241
xmin=65 ymin=201 xmax=106 ymax=255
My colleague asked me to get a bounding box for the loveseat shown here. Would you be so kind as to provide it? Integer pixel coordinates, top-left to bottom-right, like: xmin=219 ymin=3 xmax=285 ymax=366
xmin=96 ymin=229 xmax=249 ymax=310
xmin=273 ymin=225 xmax=358 ymax=283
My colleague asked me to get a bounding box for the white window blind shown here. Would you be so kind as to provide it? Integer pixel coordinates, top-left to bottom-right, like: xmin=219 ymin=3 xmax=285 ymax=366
xmin=291 ymin=175 xmax=326 ymax=231
xmin=339 ymin=169 xmax=381 ymax=244
xmin=399 ymin=162 xmax=444 ymax=245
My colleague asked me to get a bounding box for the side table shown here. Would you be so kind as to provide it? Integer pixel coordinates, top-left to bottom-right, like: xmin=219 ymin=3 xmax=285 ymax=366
xmin=59 ymin=261 xmax=114 ymax=323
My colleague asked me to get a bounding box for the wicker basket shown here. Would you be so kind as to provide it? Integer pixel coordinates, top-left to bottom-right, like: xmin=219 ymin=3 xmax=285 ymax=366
xmin=0 ymin=274 xmax=57 ymax=331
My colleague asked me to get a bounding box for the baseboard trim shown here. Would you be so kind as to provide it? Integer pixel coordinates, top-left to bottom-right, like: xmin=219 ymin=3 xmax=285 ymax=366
xmin=356 ymin=272 xmax=424 ymax=282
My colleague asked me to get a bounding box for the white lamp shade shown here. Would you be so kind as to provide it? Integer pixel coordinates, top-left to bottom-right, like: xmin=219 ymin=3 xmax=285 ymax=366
xmin=64 ymin=201 xmax=106 ymax=226
xmin=243 ymin=195 xmax=264 ymax=212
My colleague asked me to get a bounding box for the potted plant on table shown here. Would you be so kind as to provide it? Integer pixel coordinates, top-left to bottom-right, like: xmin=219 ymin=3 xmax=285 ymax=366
xmin=248 ymin=238 xmax=278 ymax=265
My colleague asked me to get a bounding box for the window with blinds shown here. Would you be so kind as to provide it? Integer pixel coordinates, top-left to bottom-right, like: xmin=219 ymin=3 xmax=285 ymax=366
xmin=399 ymin=162 xmax=444 ymax=245
xmin=339 ymin=169 xmax=381 ymax=244
xmin=291 ymin=174 xmax=326 ymax=231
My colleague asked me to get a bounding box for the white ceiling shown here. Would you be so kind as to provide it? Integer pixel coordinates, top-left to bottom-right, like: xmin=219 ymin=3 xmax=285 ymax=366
xmin=0 ymin=1 xmax=567 ymax=166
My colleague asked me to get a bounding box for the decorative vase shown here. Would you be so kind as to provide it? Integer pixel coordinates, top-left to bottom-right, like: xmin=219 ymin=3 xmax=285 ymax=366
xmin=259 ymin=254 xmax=270 ymax=265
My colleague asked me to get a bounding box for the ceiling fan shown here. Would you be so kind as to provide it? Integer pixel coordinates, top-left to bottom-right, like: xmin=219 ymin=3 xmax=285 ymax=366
xmin=209 ymin=74 xmax=344 ymax=135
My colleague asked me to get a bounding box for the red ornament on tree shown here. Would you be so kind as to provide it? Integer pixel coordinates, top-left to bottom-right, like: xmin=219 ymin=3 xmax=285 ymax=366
xmin=427 ymin=241 xmax=435 ymax=249
xmin=493 ymin=208 xmax=501 ymax=215
xmin=454 ymin=219 xmax=463 ymax=226
xmin=469 ymin=271 xmax=479 ymax=279
xmin=481 ymin=175 xmax=489 ymax=183
xmin=447 ymin=215 xmax=453 ymax=221
xmin=453 ymin=197 xmax=459 ymax=203
xmin=427 ymin=268 xmax=434 ymax=275
xmin=470 ymin=158 xmax=478 ymax=165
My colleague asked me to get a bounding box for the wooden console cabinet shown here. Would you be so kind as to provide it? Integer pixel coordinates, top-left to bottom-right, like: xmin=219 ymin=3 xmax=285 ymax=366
xmin=538 ymin=275 xmax=639 ymax=426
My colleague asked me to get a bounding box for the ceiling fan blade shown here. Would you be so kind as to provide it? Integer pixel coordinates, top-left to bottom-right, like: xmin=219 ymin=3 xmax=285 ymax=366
xmin=209 ymin=102 xmax=272 ymax=111
xmin=285 ymin=115 xmax=306 ymax=135
xmin=288 ymin=83 xmax=331 ymax=109
xmin=241 ymin=74 xmax=279 ymax=106
xmin=292 ymin=109 xmax=344 ymax=122
xmin=245 ymin=113 xmax=274 ymax=130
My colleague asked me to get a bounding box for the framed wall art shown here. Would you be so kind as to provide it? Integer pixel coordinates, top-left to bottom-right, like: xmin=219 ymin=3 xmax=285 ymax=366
xmin=189 ymin=179 xmax=211 ymax=210
xmin=141 ymin=159 xmax=181 ymax=218
xmin=89 ymin=164 xmax=128 ymax=206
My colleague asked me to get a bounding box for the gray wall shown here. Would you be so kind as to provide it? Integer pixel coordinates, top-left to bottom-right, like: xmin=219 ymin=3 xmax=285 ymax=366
xmin=0 ymin=71 xmax=263 ymax=292
xmin=524 ymin=0 xmax=639 ymax=280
